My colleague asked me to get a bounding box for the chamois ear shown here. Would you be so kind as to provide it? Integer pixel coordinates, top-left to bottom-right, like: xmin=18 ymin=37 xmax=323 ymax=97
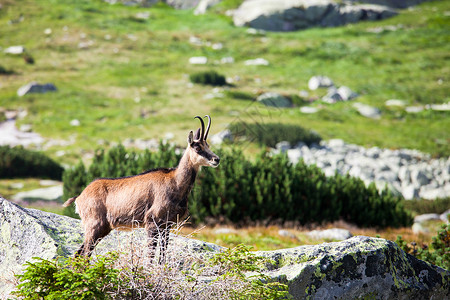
xmin=193 ymin=128 xmax=201 ymax=141
xmin=188 ymin=131 xmax=194 ymax=145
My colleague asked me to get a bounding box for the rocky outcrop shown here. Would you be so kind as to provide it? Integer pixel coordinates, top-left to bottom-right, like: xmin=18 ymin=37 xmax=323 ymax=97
xmin=258 ymin=235 xmax=450 ymax=299
xmin=1 ymin=197 xmax=449 ymax=298
xmin=232 ymin=0 xmax=398 ymax=32
xmin=281 ymin=139 xmax=450 ymax=200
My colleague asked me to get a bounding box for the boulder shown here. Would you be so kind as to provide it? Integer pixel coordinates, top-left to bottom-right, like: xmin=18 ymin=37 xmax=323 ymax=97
xmin=244 ymin=57 xmax=269 ymax=66
xmin=256 ymin=92 xmax=291 ymax=108
xmin=258 ymin=235 xmax=449 ymax=299
xmin=210 ymin=129 xmax=233 ymax=145
xmin=1 ymin=198 xmax=449 ymax=299
xmin=232 ymin=0 xmax=397 ymax=32
xmin=307 ymin=228 xmax=352 ymax=241
xmin=353 ymin=102 xmax=381 ymax=119
xmin=17 ymin=82 xmax=57 ymax=97
xmin=194 ymin=0 xmax=222 ymax=15
xmin=12 ymin=185 xmax=63 ymax=202
xmin=308 ymin=75 xmax=334 ymax=90
xmin=189 ymin=56 xmax=208 ymax=64
xmin=4 ymin=45 xmax=25 ymax=55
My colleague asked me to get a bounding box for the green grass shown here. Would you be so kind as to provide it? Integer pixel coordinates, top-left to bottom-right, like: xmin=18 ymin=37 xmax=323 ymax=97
xmin=0 ymin=0 xmax=448 ymax=165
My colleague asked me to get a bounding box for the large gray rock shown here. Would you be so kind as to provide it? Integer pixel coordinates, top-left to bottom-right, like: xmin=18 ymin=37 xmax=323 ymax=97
xmin=258 ymin=235 xmax=449 ymax=299
xmin=1 ymin=198 xmax=449 ymax=299
xmin=232 ymin=0 xmax=397 ymax=32
xmin=256 ymin=92 xmax=292 ymax=108
xmin=17 ymin=82 xmax=57 ymax=97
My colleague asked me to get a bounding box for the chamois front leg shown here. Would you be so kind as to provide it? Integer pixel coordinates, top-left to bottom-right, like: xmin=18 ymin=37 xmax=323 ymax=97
xmin=76 ymin=219 xmax=111 ymax=257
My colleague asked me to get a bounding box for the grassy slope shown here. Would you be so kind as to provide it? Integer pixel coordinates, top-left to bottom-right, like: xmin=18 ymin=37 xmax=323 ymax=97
xmin=0 ymin=0 xmax=448 ymax=163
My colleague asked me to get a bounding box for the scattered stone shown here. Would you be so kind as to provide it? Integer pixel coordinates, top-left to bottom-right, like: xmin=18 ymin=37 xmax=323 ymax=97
xmin=300 ymin=106 xmax=319 ymax=114
xmin=440 ymin=209 xmax=450 ymax=223
xmin=4 ymin=45 xmax=25 ymax=55
xmin=246 ymin=28 xmax=267 ymax=35
xmin=353 ymin=102 xmax=381 ymax=119
xmin=308 ymin=75 xmax=334 ymax=90
xmin=244 ymin=58 xmax=269 ymax=66
xmin=276 ymin=141 xmax=291 ymax=153
xmin=189 ymin=56 xmax=208 ymax=64
xmin=412 ymin=222 xmax=429 ymax=235
xmin=0 ymin=119 xmax=44 ymax=147
xmin=385 ymin=99 xmax=406 ymax=107
xmin=78 ymin=40 xmax=94 ymax=49
xmin=405 ymin=106 xmax=424 ymax=113
xmin=17 ymin=82 xmax=57 ymax=97
xmin=213 ymin=227 xmax=237 ymax=235
xmin=70 ymin=119 xmax=80 ymax=126
xmin=278 ymin=229 xmax=297 ymax=239
xmin=428 ymin=102 xmax=450 ymax=111
xmin=220 ymin=56 xmax=234 ymax=64
xmin=337 ymin=86 xmax=358 ymax=101
xmin=210 ymin=129 xmax=232 ymax=145
xmin=414 ymin=213 xmax=442 ymax=223
xmin=322 ymin=88 xmax=342 ymax=103
xmin=307 ymin=228 xmax=352 ymax=241
xmin=19 ymin=124 xmax=32 ymax=132
xmin=195 ymin=0 xmax=222 ymax=15
xmin=135 ymin=11 xmax=150 ymax=20
xmin=12 ymin=185 xmax=63 ymax=202
xmin=44 ymin=28 xmax=52 ymax=35
xmin=256 ymin=92 xmax=291 ymax=108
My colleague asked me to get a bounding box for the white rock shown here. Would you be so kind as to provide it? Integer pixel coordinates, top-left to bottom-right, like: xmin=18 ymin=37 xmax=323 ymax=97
xmin=276 ymin=141 xmax=291 ymax=153
xmin=308 ymin=75 xmax=334 ymax=90
xmin=414 ymin=214 xmax=441 ymax=223
xmin=244 ymin=58 xmax=269 ymax=66
xmin=12 ymin=185 xmax=63 ymax=202
xmin=307 ymin=228 xmax=352 ymax=241
xmin=44 ymin=28 xmax=52 ymax=35
xmin=412 ymin=222 xmax=429 ymax=235
xmin=189 ymin=56 xmax=208 ymax=64
xmin=70 ymin=119 xmax=80 ymax=126
xmin=211 ymin=129 xmax=232 ymax=145
xmin=405 ymin=106 xmax=424 ymax=113
xmin=300 ymin=106 xmax=319 ymax=114
xmin=402 ymin=185 xmax=419 ymax=200
xmin=411 ymin=168 xmax=431 ymax=186
xmin=440 ymin=210 xmax=450 ymax=223
xmin=220 ymin=57 xmax=234 ymax=64
xmin=337 ymin=86 xmax=358 ymax=101
xmin=322 ymin=88 xmax=342 ymax=103
xmin=4 ymin=45 xmax=25 ymax=54
xmin=353 ymin=102 xmax=381 ymax=119
xmin=278 ymin=229 xmax=297 ymax=239
xmin=385 ymin=99 xmax=406 ymax=107
xmin=428 ymin=102 xmax=450 ymax=111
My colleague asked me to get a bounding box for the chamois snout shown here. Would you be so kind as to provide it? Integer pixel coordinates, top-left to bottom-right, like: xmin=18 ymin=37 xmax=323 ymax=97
xmin=209 ymin=155 xmax=220 ymax=167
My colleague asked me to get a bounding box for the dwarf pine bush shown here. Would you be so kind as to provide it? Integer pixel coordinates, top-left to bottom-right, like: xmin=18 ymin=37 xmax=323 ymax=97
xmin=62 ymin=143 xmax=413 ymax=228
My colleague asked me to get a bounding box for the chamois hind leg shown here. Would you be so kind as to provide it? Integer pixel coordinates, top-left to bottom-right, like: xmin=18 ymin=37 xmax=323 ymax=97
xmin=76 ymin=220 xmax=111 ymax=257
xmin=158 ymin=225 xmax=170 ymax=264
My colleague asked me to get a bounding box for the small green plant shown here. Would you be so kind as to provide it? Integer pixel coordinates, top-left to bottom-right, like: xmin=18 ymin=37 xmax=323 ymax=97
xmin=396 ymin=223 xmax=450 ymax=270
xmin=0 ymin=65 xmax=14 ymax=75
xmin=206 ymin=244 xmax=290 ymax=299
xmin=190 ymin=70 xmax=227 ymax=86
xmin=0 ymin=146 xmax=63 ymax=180
xmin=13 ymin=253 xmax=120 ymax=299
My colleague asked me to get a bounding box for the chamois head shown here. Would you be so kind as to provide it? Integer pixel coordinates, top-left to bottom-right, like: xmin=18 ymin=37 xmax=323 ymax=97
xmin=187 ymin=115 xmax=220 ymax=168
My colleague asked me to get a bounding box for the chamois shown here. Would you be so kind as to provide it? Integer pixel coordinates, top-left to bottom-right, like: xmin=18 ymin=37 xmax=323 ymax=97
xmin=63 ymin=115 xmax=220 ymax=259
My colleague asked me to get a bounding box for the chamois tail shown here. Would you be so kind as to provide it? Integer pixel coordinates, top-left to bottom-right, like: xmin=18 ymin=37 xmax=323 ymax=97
xmin=63 ymin=196 xmax=77 ymax=207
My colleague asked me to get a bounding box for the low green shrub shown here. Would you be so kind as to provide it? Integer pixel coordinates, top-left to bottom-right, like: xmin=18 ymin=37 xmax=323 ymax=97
xmin=403 ymin=197 xmax=450 ymax=215
xmin=0 ymin=146 xmax=63 ymax=180
xmin=63 ymin=144 xmax=412 ymax=228
xmin=13 ymin=245 xmax=289 ymax=299
xmin=228 ymin=122 xmax=322 ymax=147
xmin=0 ymin=65 xmax=14 ymax=75
xmin=396 ymin=223 xmax=450 ymax=270
xmin=190 ymin=70 xmax=227 ymax=86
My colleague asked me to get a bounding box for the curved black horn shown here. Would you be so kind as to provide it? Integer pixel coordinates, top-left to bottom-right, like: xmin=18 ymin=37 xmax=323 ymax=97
xmin=194 ymin=116 xmax=205 ymax=140
xmin=204 ymin=115 xmax=211 ymax=140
